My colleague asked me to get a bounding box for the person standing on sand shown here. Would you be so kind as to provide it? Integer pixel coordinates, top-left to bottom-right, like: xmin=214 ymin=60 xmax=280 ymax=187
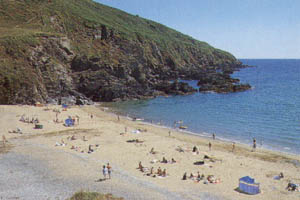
xmin=102 ymin=165 xmax=108 ymax=180
xmin=208 ymin=142 xmax=212 ymax=151
xmin=107 ymin=163 xmax=112 ymax=179
xmin=252 ymin=138 xmax=256 ymax=151
xmin=212 ymin=133 xmax=215 ymax=140
xmin=2 ymin=135 xmax=7 ymax=147
xmin=232 ymin=142 xmax=235 ymax=152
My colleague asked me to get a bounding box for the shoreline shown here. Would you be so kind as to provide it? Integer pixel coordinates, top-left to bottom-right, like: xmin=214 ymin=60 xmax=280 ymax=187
xmin=99 ymin=103 xmax=300 ymax=158
xmin=1 ymin=104 xmax=300 ymax=200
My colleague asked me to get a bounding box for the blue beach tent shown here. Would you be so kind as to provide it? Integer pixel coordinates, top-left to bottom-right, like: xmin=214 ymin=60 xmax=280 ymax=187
xmin=65 ymin=118 xmax=74 ymax=127
xmin=239 ymin=176 xmax=260 ymax=195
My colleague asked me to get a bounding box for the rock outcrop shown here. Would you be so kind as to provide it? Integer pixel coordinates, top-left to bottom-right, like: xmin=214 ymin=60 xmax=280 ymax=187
xmin=0 ymin=0 xmax=251 ymax=104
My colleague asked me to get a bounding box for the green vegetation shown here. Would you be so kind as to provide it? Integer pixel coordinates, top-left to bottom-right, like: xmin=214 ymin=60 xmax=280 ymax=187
xmin=0 ymin=0 xmax=241 ymax=104
xmin=68 ymin=191 xmax=123 ymax=200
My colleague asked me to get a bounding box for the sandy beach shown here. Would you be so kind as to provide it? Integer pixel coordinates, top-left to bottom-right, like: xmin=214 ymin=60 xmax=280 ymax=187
xmin=0 ymin=104 xmax=300 ymax=200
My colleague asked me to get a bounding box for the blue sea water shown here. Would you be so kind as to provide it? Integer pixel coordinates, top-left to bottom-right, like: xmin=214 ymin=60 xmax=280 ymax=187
xmin=108 ymin=59 xmax=300 ymax=154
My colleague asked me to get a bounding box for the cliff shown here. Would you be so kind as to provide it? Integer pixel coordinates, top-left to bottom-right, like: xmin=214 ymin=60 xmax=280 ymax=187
xmin=0 ymin=0 xmax=250 ymax=104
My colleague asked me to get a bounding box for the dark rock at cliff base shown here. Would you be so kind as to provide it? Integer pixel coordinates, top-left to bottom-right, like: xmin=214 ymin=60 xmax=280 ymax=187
xmin=197 ymin=72 xmax=251 ymax=93
xmin=0 ymin=0 xmax=251 ymax=104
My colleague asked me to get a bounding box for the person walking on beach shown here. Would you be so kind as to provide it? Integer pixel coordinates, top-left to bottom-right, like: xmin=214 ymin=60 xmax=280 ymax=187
xmin=107 ymin=163 xmax=112 ymax=179
xmin=252 ymin=138 xmax=256 ymax=152
xmin=208 ymin=142 xmax=212 ymax=151
xmin=102 ymin=165 xmax=108 ymax=180
xmin=212 ymin=133 xmax=215 ymax=140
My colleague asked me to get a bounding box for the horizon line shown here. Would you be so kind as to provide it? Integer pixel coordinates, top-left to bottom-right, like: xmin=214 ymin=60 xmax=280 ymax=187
xmin=238 ymin=58 xmax=300 ymax=59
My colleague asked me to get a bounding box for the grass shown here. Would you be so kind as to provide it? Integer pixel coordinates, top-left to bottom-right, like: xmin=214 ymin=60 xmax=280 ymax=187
xmin=68 ymin=191 xmax=124 ymax=200
xmin=0 ymin=0 xmax=240 ymax=104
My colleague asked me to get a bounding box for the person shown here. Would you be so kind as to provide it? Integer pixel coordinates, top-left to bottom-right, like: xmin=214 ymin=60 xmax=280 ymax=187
xmin=232 ymin=142 xmax=235 ymax=152
xmin=117 ymin=115 xmax=120 ymax=121
xmin=150 ymin=147 xmax=155 ymax=154
xmin=90 ymin=114 xmax=93 ymax=119
xmin=138 ymin=161 xmax=143 ymax=171
xmin=157 ymin=167 xmax=162 ymax=176
xmin=189 ymin=173 xmax=194 ymax=179
xmin=88 ymin=145 xmax=94 ymax=153
xmin=162 ymin=169 xmax=166 ymax=177
xmin=197 ymin=172 xmax=202 ymax=181
xmin=252 ymin=138 xmax=256 ymax=151
xmin=147 ymin=167 xmax=154 ymax=176
xmin=182 ymin=172 xmax=187 ymax=180
xmin=212 ymin=133 xmax=215 ymax=140
xmin=102 ymin=165 xmax=108 ymax=180
xmin=61 ymin=139 xmax=66 ymax=146
xmin=71 ymin=135 xmax=76 ymax=140
xmin=171 ymin=158 xmax=176 ymax=163
xmin=162 ymin=157 xmax=168 ymax=163
xmin=279 ymin=172 xmax=284 ymax=179
xmin=77 ymin=116 xmax=80 ymax=125
xmin=168 ymin=131 xmax=171 ymax=137
xmin=2 ymin=135 xmax=7 ymax=147
xmin=107 ymin=163 xmax=112 ymax=179
xmin=192 ymin=146 xmax=198 ymax=153
xmin=208 ymin=142 xmax=212 ymax=151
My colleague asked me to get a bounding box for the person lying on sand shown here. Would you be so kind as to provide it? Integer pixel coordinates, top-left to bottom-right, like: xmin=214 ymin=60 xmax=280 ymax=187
xmin=171 ymin=158 xmax=177 ymax=163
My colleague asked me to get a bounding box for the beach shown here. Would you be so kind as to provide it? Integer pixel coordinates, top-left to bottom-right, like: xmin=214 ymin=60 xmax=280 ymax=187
xmin=0 ymin=104 xmax=299 ymax=200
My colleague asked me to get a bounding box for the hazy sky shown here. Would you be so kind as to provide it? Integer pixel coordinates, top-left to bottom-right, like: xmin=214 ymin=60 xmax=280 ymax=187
xmin=95 ymin=0 xmax=300 ymax=58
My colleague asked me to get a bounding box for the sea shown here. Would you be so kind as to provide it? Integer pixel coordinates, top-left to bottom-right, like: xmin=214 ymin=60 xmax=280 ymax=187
xmin=105 ymin=59 xmax=300 ymax=154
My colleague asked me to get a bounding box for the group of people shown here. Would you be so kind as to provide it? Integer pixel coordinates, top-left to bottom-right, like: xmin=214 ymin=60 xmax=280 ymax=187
xmin=182 ymin=172 xmax=205 ymax=182
xmin=161 ymin=157 xmax=176 ymax=164
xmin=138 ymin=162 xmax=168 ymax=178
xmin=19 ymin=115 xmax=39 ymax=124
xmin=102 ymin=163 xmax=112 ymax=180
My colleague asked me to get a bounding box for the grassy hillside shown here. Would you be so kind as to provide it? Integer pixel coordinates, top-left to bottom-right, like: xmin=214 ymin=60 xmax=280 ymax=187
xmin=0 ymin=0 xmax=245 ymax=104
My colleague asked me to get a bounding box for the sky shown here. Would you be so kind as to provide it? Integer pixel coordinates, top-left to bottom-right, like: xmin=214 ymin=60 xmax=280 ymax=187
xmin=95 ymin=0 xmax=300 ymax=59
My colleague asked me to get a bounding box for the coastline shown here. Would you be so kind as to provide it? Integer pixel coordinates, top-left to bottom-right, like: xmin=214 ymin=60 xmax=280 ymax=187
xmin=100 ymin=103 xmax=300 ymax=158
xmin=0 ymin=104 xmax=299 ymax=200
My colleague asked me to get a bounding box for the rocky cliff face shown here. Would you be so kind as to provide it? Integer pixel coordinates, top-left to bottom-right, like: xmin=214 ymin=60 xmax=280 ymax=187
xmin=0 ymin=0 xmax=250 ymax=104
